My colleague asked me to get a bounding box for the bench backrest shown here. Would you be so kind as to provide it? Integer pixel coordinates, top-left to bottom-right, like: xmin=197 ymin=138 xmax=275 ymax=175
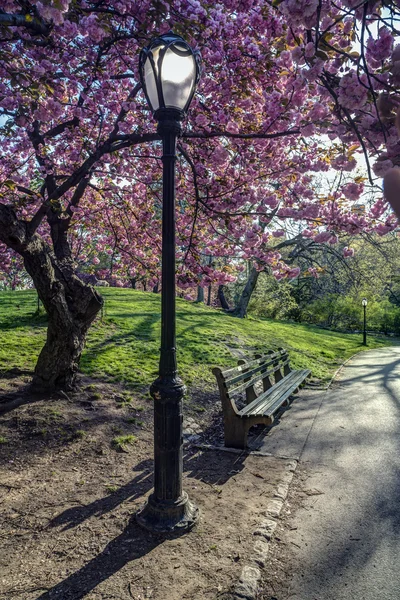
xmin=212 ymin=348 xmax=290 ymax=411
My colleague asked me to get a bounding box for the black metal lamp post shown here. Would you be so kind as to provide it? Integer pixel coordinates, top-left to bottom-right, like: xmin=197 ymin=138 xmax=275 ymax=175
xmin=136 ymin=32 xmax=201 ymax=533
xmin=362 ymin=298 xmax=367 ymax=346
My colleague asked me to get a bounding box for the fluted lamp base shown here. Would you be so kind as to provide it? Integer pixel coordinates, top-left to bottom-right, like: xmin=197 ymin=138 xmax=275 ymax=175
xmin=136 ymin=491 xmax=199 ymax=534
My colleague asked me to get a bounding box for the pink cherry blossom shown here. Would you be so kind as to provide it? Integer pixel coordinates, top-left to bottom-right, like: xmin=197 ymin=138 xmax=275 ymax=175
xmin=342 ymin=182 xmax=364 ymax=200
xmin=374 ymin=159 xmax=394 ymax=177
xmin=343 ymin=247 xmax=355 ymax=258
xmin=280 ymin=0 xmax=319 ymax=27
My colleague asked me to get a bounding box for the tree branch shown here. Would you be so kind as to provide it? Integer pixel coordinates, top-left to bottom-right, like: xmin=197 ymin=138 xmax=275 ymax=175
xmin=182 ymin=128 xmax=301 ymax=140
xmin=43 ymin=117 xmax=80 ymax=140
xmin=0 ymin=203 xmax=28 ymax=252
xmin=0 ymin=12 xmax=49 ymax=36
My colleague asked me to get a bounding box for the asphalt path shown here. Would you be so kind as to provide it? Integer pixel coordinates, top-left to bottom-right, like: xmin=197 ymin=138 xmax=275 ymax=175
xmin=258 ymin=347 xmax=400 ymax=600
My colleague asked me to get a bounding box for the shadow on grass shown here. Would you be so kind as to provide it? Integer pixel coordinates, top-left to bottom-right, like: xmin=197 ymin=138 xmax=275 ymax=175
xmin=82 ymin=310 xmax=232 ymax=376
xmin=0 ymin=367 xmax=34 ymax=380
xmin=83 ymin=313 xmax=160 ymax=354
xmin=0 ymin=313 xmax=47 ymax=331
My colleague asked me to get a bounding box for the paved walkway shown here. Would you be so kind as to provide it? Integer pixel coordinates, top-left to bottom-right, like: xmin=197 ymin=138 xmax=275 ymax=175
xmin=259 ymin=347 xmax=400 ymax=600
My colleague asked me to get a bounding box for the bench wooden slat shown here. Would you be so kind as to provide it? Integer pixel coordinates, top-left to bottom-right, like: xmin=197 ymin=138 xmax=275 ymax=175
xmin=224 ymin=359 xmax=279 ymax=387
xmin=239 ymin=370 xmax=305 ymax=416
xmin=219 ymin=350 xmax=286 ymax=380
xmin=238 ymin=370 xmax=300 ymax=416
xmin=263 ymin=376 xmax=306 ymax=416
xmin=226 ymin=359 xmax=290 ymax=396
xmin=239 ymin=369 xmax=310 ymax=417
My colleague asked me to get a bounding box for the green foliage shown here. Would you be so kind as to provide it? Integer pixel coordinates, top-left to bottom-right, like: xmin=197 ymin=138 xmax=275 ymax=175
xmin=248 ymin=273 xmax=297 ymax=319
xmin=0 ymin=288 xmax=391 ymax=387
xmin=74 ymin=430 xmax=87 ymax=439
xmin=125 ymin=417 xmax=143 ymax=426
xmin=112 ymin=434 xmax=137 ymax=452
xmin=284 ymin=235 xmax=400 ymax=330
xmin=302 ymin=294 xmax=362 ymax=330
xmin=105 ymin=484 xmax=119 ymax=493
xmin=238 ymin=235 xmax=400 ymax=335
xmin=300 ymin=294 xmax=400 ymax=334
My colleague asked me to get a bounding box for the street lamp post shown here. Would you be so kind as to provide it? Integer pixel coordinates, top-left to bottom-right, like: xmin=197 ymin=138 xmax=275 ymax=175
xmin=136 ymin=32 xmax=201 ymax=533
xmin=362 ymin=298 xmax=368 ymax=346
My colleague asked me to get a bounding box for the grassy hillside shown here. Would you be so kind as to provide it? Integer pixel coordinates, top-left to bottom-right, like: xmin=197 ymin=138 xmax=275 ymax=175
xmin=0 ymin=288 xmax=391 ymax=390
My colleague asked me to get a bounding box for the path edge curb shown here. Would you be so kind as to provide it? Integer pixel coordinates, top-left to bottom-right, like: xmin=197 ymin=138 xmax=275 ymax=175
xmin=325 ymin=348 xmax=367 ymax=391
xmin=229 ymin=459 xmax=298 ymax=600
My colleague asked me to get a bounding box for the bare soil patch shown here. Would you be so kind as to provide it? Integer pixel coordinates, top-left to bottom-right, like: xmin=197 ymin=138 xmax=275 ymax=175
xmin=0 ymin=374 xmax=290 ymax=600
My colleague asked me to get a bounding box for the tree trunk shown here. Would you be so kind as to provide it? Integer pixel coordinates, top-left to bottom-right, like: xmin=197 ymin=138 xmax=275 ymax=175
xmin=0 ymin=204 xmax=103 ymax=391
xmin=206 ymin=255 xmax=212 ymax=306
xmin=232 ymin=267 xmax=259 ymax=318
xmin=196 ymin=286 xmax=204 ymax=303
xmin=27 ymin=245 xmax=102 ymax=391
xmin=218 ymin=285 xmax=230 ymax=310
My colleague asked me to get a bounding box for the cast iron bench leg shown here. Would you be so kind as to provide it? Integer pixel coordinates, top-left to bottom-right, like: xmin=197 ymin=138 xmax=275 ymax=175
xmin=224 ymin=416 xmax=249 ymax=449
xmin=224 ymin=415 xmax=272 ymax=450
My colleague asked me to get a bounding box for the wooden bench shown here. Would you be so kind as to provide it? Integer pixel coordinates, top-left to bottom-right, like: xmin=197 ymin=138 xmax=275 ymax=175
xmin=212 ymin=348 xmax=310 ymax=449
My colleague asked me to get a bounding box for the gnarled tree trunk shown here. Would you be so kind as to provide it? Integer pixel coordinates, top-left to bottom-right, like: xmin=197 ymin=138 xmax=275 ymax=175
xmin=0 ymin=204 xmax=103 ymax=391
xmin=29 ymin=259 xmax=103 ymax=391
xmin=232 ymin=267 xmax=259 ymax=318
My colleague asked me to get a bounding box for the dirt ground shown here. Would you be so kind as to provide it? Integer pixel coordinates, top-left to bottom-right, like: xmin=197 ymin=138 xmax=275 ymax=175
xmin=0 ymin=373 xmax=292 ymax=600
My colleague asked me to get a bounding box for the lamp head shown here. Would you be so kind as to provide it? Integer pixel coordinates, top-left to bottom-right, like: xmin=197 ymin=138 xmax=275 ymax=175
xmin=362 ymin=298 xmax=368 ymax=307
xmin=139 ymin=31 xmax=201 ymax=125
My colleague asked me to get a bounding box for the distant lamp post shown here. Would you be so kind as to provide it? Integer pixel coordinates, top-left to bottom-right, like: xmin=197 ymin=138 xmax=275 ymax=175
xmin=362 ymin=298 xmax=368 ymax=346
xmin=136 ymin=32 xmax=201 ymax=533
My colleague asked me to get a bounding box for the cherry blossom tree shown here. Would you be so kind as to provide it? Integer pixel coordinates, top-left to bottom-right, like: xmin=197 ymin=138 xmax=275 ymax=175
xmin=0 ymin=0 xmax=399 ymax=390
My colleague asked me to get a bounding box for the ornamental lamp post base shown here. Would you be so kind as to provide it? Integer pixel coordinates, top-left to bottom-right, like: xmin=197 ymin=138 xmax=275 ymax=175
xmin=136 ymin=491 xmax=199 ymax=534
xmin=136 ymin=375 xmax=200 ymax=534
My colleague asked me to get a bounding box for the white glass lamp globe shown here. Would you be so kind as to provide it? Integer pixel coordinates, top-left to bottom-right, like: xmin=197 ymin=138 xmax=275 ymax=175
xmin=139 ymin=31 xmax=201 ymax=120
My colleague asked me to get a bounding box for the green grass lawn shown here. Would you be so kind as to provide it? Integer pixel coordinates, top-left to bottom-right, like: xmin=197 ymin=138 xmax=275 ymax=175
xmin=0 ymin=288 xmax=392 ymax=389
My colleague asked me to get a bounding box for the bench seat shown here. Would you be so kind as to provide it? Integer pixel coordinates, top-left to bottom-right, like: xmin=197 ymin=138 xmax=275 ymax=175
xmin=239 ymin=369 xmax=311 ymax=418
